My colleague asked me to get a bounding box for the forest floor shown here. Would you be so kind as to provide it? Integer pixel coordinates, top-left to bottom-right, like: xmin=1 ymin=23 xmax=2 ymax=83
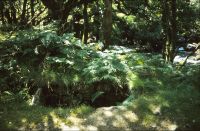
xmin=0 ymin=31 xmax=200 ymax=130
xmin=1 ymin=85 xmax=200 ymax=130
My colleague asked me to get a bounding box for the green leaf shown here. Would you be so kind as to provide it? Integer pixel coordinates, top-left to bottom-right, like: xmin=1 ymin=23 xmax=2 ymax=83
xmin=3 ymin=91 xmax=14 ymax=95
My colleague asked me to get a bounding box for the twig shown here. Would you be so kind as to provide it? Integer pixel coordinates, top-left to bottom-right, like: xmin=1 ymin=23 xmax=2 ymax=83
xmin=179 ymin=45 xmax=200 ymax=68
xmin=5 ymin=8 xmax=47 ymax=40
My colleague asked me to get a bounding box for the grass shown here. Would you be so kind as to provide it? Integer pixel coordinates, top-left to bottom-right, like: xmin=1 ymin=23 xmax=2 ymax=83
xmin=0 ymin=65 xmax=200 ymax=130
xmin=0 ymin=94 xmax=94 ymax=130
xmin=128 ymin=87 xmax=200 ymax=130
xmin=125 ymin=65 xmax=200 ymax=130
xmin=0 ymin=29 xmax=199 ymax=130
xmin=0 ymin=32 xmax=8 ymax=42
xmin=0 ymin=31 xmax=16 ymax=42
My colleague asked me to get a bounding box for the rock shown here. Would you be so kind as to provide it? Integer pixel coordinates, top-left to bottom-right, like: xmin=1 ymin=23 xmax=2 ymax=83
xmin=195 ymin=55 xmax=200 ymax=60
xmin=186 ymin=43 xmax=196 ymax=51
xmin=178 ymin=47 xmax=185 ymax=51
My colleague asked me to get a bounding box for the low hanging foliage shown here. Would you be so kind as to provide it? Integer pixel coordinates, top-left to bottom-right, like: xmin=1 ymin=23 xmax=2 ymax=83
xmin=2 ymin=26 xmax=196 ymax=106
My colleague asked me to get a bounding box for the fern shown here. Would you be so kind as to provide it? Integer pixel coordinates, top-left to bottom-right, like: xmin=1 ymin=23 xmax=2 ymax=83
xmin=1 ymin=26 xmax=181 ymax=106
xmin=91 ymin=91 xmax=105 ymax=103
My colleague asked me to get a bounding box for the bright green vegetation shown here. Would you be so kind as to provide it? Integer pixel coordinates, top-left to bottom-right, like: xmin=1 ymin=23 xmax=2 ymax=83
xmin=0 ymin=99 xmax=94 ymax=129
xmin=0 ymin=32 xmax=14 ymax=42
xmin=0 ymin=65 xmax=200 ymax=130
xmin=0 ymin=28 xmax=200 ymax=130
xmin=0 ymin=0 xmax=200 ymax=130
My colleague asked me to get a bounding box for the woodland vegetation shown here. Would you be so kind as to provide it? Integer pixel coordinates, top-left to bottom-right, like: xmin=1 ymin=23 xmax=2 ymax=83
xmin=0 ymin=0 xmax=200 ymax=130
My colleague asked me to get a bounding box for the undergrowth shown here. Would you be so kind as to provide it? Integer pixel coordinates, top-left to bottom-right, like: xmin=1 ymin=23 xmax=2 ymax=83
xmin=0 ymin=26 xmax=200 ymax=130
xmin=0 ymin=26 xmax=200 ymax=107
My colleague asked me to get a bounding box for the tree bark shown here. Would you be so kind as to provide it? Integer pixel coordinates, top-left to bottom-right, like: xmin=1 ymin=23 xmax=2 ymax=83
xmin=30 ymin=0 xmax=35 ymax=25
xmin=9 ymin=0 xmax=17 ymax=24
xmin=4 ymin=9 xmax=12 ymax=24
xmin=103 ymin=0 xmax=112 ymax=50
xmin=83 ymin=2 xmax=89 ymax=44
xmin=40 ymin=0 xmax=62 ymax=20
xmin=94 ymin=1 xmax=101 ymax=41
xmin=40 ymin=0 xmax=96 ymax=34
xmin=0 ymin=0 xmax=5 ymax=25
xmin=21 ymin=0 xmax=28 ymax=24
xmin=162 ymin=0 xmax=177 ymax=63
xmin=171 ymin=0 xmax=177 ymax=60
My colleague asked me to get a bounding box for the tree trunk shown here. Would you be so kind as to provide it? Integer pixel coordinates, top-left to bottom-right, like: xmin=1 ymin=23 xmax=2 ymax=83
xmin=0 ymin=0 xmax=5 ymax=25
xmin=82 ymin=2 xmax=89 ymax=44
xmin=103 ymin=0 xmax=112 ymax=50
xmin=40 ymin=0 xmax=96 ymax=34
xmin=170 ymin=0 xmax=177 ymax=60
xmin=162 ymin=0 xmax=171 ymax=62
xmin=4 ymin=9 xmax=12 ymax=24
xmin=9 ymin=0 xmax=17 ymax=24
xmin=40 ymin=0 xmax=62 ymax=20
xmin=162 ymin=0 xmax=177 ymax=63
xmin=30 ymin=0 xmax=35 ymax=25
xmin=94 ymin=1 xmax=101 ymax=41
xmin=21 ymin=0 xmax=28 ymax=24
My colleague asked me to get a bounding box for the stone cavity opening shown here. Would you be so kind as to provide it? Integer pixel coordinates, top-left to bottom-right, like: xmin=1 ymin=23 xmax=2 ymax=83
xmin=88 ymin=81 xmax=130 ymax=108
xmin=31 ymin=82 xmax=130 ymax=108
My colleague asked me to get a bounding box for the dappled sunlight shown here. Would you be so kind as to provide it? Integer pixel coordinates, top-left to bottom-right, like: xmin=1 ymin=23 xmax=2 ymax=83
xmin=1 ymin=83 xmax=200 ymax=130
xmin=0 ymin=32 xmax=16 ymax=42
xmin=84 ymin=106 xmax=139 ymax=130
xmin=126 ymin=71 xmax=143 ymax=90
xmin=160 ymin=120 xmax=177 ymax=130
xmin=124 ymin=91 xmax=178 ymax=129
xmin=141 ymin=114 xmax=157 ymax=126
xmin=0 ymin=0 xmax=200 ymax=130
xmin=149 ymin=104 xmax=161 ymax=115
xmin=49 ymin=112 xmax=65 ymax=127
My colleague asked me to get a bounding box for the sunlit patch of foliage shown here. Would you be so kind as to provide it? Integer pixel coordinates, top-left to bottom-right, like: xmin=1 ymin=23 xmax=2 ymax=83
xmin=0 ymin=25 xmax=200 ymax=108
xmin=0 ymin=92 xmax=94 ymax=130
xmin=0 ymin=24 xmax=200 ymax=130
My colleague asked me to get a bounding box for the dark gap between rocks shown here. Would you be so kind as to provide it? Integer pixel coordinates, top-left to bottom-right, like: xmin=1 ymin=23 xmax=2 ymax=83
xmin=31 ymin=82 xmax=130 ymax=108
